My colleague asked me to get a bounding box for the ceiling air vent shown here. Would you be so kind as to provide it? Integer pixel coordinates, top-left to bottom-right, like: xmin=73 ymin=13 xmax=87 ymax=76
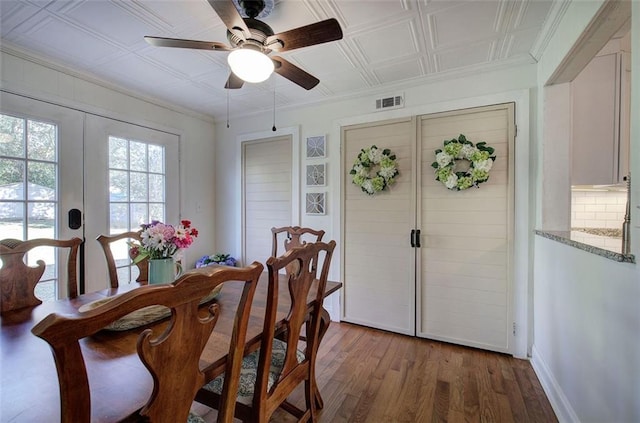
xmin=375 ymin=94 xmax=404 ymax=111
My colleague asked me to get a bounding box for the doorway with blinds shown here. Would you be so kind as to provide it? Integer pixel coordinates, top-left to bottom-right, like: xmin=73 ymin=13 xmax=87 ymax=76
xmin=342 ymin=103 xmax=515 ymax=354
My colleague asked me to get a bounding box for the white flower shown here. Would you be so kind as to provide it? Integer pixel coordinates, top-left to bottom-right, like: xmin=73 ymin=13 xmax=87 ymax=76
xmin=352 ymin=163 xmax=363 ymax=173
xmin=436 ymin=151 xmax=452 ymax=167
xmin=445 ymin=173 xmax=458 ymax=189
xmin=368 ymin=147 xmax=383 ymax=164
xmin=474 ymin=159 xmax=493 ymax=172
xmin=362 ymin=179 xmax=374 ymax=194
xmin=460 ymin=144 xmax=476 ymax=159
xmin=379 ymin=165 xmax=397 ymax=179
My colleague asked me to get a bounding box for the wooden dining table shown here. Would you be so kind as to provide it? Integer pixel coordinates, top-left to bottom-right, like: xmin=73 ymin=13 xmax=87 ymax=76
xmin=0 ymin=272 xmax=342 ymax=422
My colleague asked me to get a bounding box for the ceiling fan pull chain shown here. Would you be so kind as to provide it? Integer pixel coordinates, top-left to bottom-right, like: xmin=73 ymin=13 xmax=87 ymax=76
xmin=226 ymin=85 xmax=230 ymax=129
xmin=272 ymin=78 xmax=276 ymax=132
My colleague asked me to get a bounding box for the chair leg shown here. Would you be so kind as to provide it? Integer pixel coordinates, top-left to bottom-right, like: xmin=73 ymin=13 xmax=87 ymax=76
xmin=312 ymin=307 xmax=331 ymax=409
xmin=305 ymin=378 xmax=317 ymax=423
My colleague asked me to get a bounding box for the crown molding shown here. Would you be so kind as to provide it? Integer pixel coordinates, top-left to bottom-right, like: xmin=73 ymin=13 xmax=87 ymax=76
xmin=0 ymin=42 xmax=215 ymax=123
xmin=529 ymin=0 xmax=572 ymax=62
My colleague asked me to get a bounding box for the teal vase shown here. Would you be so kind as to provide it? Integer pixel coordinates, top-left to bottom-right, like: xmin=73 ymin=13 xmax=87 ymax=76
xmin=148 ymin=258 xmax=182 ymax=284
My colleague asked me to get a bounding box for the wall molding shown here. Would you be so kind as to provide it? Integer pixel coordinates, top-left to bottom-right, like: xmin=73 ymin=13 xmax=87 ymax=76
xmin=531 ymin=345 xmax=580 ymax=423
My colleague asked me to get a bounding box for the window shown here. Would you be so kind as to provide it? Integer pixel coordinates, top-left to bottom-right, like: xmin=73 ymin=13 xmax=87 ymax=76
xmin=0 ymin=113 xmax=59 ymax=300
xmin=107 ymin=136 xmax=167 ymax=282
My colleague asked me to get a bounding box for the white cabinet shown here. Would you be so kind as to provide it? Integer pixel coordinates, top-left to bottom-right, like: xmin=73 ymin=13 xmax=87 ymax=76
xmin=571 ymin=48 xmax=630 ymax=185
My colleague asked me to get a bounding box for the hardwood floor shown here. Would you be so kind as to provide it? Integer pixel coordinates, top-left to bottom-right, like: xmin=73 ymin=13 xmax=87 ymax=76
xmin=193 ymin=322 xmax=558 ymax=422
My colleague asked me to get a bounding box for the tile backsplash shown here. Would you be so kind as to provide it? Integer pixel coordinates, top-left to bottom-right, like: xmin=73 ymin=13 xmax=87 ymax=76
xmin=571 ymin=189 xmax=627 ymax=229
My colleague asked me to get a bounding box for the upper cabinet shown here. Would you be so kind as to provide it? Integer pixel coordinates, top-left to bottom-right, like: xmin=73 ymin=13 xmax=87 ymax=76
xmin=571 ymin=33 xmax=631 ymax=186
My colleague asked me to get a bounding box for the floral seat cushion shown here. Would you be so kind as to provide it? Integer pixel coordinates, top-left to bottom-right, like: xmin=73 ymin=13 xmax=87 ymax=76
xmin=187 ymin=412 xmax=206 ymax=423
xmin=202 ymin=338 xmax=305 ymax=405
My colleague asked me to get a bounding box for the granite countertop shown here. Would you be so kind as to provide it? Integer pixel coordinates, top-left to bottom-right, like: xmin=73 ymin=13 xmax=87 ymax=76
xmin=571 ymin=227 xmax=622 ymax=237
xmin=535 ymin=229 xmax=635 ymax=263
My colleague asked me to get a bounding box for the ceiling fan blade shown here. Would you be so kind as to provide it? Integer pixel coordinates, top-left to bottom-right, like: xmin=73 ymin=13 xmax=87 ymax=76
xmin=224 ymin=72 xmax=244 ymax=89
xmin=144 ymin=36 xmax=231 ymax=51
xmin=266 ymin=18 xmax=343 ymax=53
xmin=272 ymin=56 xmax=319 ymax=90
xmin=207 ymin=0 xmax=250 ymax=38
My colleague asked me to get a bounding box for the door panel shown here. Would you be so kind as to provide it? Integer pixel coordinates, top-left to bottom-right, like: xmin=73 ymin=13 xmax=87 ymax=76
xmin=341 ymin=117 xmax=416 ymax=335
xmin=83 ymin=115 xmax=179 ymax=293
xmin=341 ymin=104 xmax=514 ymax=353
xmin=242 ymin=136 xmax=292 ymax=266
xmin=417 ymin=103 xmax=514 ymax=353
xmin=0 ymin=91 xmax=83 ymax=299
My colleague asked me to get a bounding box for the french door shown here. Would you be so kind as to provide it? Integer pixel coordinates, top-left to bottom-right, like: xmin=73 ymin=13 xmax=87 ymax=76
xmin=83 ymin=115 xmax=179 ymax=294
xmin=342 ymin=103 xmax=515 ymax=353
xmin=0 ymin=91 xmax=83 ymax=300
xmin=0 ymin=91 xmax=179 ymax=297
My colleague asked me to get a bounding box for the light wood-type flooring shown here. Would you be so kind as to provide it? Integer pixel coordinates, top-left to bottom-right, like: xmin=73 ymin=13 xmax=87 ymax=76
xmin=193 ymin=322 xmax=558 ymax=422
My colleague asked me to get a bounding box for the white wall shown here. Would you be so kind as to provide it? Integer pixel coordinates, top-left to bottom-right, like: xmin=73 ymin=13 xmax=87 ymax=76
xmin=533 ymin=237 xmax=640 ymax=422
xmin=0 ymin=49 xmax=217 ymax=267
xmin=532 ymin=2 xmax=640 ymax=422
xmin=214 ymin=62 xmax=538 ymax=352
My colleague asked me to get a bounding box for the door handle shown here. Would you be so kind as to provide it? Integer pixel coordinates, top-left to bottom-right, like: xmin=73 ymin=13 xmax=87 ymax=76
xmin=68 ymin=208 xmax=82 ymax=230
xmin=415 ymin=229 xmax=421 ymax=248
xmin=410 ymin=229 xmax=415 ymax=248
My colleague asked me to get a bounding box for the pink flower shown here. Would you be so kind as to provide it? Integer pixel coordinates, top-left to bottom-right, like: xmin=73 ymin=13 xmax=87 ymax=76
xmin=132 ymin=219 xmax=198 ymax=260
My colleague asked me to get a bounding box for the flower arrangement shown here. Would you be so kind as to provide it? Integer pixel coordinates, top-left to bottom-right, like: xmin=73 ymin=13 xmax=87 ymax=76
xmin=350 ymin=145 xmax=399 ymax=195
xmin=431 ymin=134 xmax=496 ymax=191
xmin=196 ymin=253 xmax=237 ymax=268
xmin=130 ymin=220 xmax=198 ymax=262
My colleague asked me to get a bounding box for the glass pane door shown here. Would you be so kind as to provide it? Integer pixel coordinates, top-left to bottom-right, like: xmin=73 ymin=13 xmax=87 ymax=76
xmin=0 ymin=92 xmax=84 ymax=300
xmin=84 ymin=115 xmax=179 ymax=293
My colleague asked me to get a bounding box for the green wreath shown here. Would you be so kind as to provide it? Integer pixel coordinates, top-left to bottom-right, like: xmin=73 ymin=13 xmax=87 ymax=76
xmin=350 ymin=145 xmax=399 ymax=195
xmin=431 ymin=134 xmax=496 ymax=191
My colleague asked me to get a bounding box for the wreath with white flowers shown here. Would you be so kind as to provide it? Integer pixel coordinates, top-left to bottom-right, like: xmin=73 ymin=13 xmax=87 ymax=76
xmin=431 ymin=134 xmax=496 ymax=191
xmin=350 ymin=145 xmax=399 ymax=195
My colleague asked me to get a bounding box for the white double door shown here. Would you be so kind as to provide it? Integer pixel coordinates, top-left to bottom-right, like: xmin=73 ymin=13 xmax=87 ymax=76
xmin=342 ymin=103 xmax=515 ymax=353
xmin=0 ymin=92 xmax=178 ymax=295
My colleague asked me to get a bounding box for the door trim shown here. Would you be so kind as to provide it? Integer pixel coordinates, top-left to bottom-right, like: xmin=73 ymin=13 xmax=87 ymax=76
xmin=236 ymin=126 xmax=300 ymax=265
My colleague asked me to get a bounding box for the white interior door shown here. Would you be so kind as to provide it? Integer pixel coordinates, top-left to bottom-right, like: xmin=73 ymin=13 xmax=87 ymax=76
xmin=83 ymin=115 xmax=179 ymax=293
xmin=341 ymin=117 xmax=416 ymax=335
xmin=417 ymin=103 xmax=515 ymax=353
xmin=242 ymin=135 xmax=292 ymax=266
xmin=0 ymin=91 xmax=83 ymax=300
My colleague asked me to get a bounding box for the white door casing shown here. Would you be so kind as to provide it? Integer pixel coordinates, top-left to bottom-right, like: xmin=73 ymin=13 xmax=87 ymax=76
xmin=341 ymin=103 xmax=515 ymax=353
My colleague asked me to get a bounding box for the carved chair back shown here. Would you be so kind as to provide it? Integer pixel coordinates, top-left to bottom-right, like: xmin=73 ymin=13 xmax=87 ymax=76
xmin=0 ymin=237 xmax=82 ymax=313
xmin=97 ymin=230 xmax=148 ymax=287
xmin=255 ymin=240 xmax=336 ymax=421
xmin=32 ymin=262 xmax=264 ymax=423
xmin=270 ymin=226 xmax=325 ymax=258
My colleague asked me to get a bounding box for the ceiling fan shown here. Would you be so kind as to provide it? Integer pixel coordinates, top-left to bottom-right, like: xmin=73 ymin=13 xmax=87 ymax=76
xmin=144 ymin=0 xmax=343 ymax=90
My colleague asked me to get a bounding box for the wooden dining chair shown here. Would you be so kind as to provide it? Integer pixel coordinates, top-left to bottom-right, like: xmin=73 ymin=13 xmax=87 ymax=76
xmin=196 ymin=240 xmax=336 ymax=422
xmin=271 ymin=226 xmax=325 ymax=257
xmin=31 ymin=262 xmax=264 ymax=423
xmin=97 ymin=230 xmax=148 ymax=287
xmin=0 ymin=237 xmax=82 ymax=313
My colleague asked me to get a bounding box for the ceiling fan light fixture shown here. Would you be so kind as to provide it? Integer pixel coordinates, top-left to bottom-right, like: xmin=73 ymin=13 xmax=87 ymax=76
xmin=227 ymin=48 xmax=274 ymax=83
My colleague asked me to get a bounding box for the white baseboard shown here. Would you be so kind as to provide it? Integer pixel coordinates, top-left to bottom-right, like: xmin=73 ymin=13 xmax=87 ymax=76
xmin=531 ymin=345 xmax=580 ymax=423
